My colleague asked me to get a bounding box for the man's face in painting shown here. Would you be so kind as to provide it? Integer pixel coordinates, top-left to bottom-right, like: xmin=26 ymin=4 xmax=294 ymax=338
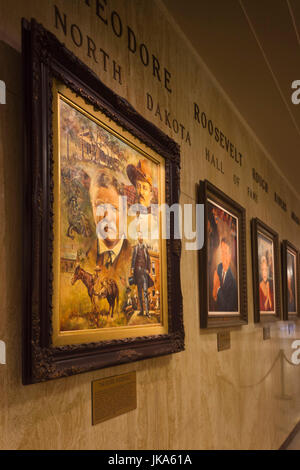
xmin=136 ymin=179 xmax=152 ymax=207
xmin=92 ymin=184 xmax=120 ymax=249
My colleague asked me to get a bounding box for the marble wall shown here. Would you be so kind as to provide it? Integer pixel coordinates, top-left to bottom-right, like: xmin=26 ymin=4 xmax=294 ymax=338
xmin=0 ymin=0 xmax=299 ymax=449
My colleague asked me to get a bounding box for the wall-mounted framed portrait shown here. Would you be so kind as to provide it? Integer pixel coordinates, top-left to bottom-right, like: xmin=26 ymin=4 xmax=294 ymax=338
xmin=198 ymin=180 xmax=248 ymax=329
xmin=22 ymin=19 xmax=184 ymax=384
xmin=281 ymin=240 xmax=300 ymax=320
xmin=251 ymin=218 xmax=281 ymax=323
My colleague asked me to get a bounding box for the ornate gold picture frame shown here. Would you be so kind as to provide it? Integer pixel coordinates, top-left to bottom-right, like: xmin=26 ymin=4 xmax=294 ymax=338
xmin=22 ymin=19 xmax=184 ymax=384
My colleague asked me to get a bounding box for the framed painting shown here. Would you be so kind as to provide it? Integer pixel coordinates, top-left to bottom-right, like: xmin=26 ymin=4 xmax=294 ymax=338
xmin=22 ymin=19 xmax=184 ymax=384
xmin=251 ymin=218 xmax=281 ymax=323
xmin=198 ymin=180 xmax=248 ymax=328
xmin=281 ymin=240 xmax=300 ymax=320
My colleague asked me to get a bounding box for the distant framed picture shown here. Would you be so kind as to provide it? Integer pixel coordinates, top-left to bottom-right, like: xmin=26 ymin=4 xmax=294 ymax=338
xmin=22 ymin=19 xmax=184 ymax=384
xmin=251 ymin=218 xmax=281 ymax=322
xmin=198 ymin=180 xmax=248 ymax=328
xmin=281 ymin=240 xmax=300 ymax=320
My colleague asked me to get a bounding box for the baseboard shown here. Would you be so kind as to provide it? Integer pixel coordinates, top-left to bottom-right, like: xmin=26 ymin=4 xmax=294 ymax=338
xmin=280 ymin=421 xmax=300 ymax=450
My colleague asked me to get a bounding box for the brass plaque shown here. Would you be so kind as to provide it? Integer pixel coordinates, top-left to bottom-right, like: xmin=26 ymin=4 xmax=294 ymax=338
xmin=263 ymin=326 xmax=271 ymax=340
xmin=217 ymin=331 xmax=231 ymax=351
xmin=92 ymin=371 xmax=137 ymax=425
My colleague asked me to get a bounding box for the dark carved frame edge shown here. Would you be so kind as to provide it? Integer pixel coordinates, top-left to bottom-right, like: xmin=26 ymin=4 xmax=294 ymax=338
xmin=281 ymin=240 xmax=300 ymax=321
xmin=22 ymin=19 xmax=184 ymax=384
xmin=198 ymin=180 xmax=248 ymax=330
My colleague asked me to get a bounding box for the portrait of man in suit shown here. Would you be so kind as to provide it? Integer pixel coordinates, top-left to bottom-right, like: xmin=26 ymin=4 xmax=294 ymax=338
xmin=88 ymin=171 xmax=131 ymax=275
xmin=208 ymin=201 xmax=239 ymax=314
xmin=212 ymin=237 xmax=238 ymax=312
xmin=131 ymin=231 xmax=154 ymax=317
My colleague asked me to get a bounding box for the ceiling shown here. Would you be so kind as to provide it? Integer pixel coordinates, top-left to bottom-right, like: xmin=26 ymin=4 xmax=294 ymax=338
xmin=161 ymin=0 xmax=300 ymax=196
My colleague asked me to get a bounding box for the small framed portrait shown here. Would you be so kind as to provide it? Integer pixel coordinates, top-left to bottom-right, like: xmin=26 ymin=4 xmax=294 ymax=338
xmin=198 ymin=180 xmax=248 ymax=328
xmin=22 ymin=20 xmax=184 ymax=384
xmin=251 ymin=218 xmax=281 ymax=322
xmin=281 ymin=240 xmax=300 ymax=320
